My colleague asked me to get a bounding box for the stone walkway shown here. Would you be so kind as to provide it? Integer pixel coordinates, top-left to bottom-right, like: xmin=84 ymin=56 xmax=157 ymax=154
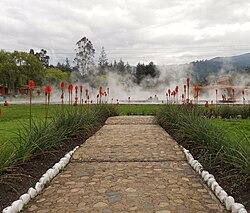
xmin=24 ymin=116 xmax=227 ymax=213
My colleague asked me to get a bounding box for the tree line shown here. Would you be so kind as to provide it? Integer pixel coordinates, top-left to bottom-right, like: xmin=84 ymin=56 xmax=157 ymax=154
xmin=0 ymin=50 xmax=68 ymax=95
xmin=0 ymin=36 xmax=160 ymax=95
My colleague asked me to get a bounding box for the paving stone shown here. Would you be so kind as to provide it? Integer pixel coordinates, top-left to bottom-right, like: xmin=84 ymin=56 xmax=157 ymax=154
xmin=93 ymin=202 xmax=108 ymax=208
xmin=23 ymin=116 xmax=227 ymax=213
xmin=103 ymin=209 xmax=113 ymax=213
xmin=143 ymin=203 xmax=155 ymax=210
xmin=108 ymin=195 xmax=121 ymax=204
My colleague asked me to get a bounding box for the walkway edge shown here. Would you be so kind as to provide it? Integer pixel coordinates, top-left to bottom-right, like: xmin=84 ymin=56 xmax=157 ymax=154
xmin=2 ymin=146 xmax=80 ymax=213
xmin=182 ymin=146 xmax=248 ymax=213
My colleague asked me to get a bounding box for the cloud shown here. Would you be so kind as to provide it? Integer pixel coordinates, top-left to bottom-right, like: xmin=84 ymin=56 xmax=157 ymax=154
xmin=0 ymin=0 xmax=250 ymax=65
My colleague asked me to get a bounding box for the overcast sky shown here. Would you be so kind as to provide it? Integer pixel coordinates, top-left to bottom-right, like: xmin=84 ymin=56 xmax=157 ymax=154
xmin=1 ymin=0 xmax=250 ymax=65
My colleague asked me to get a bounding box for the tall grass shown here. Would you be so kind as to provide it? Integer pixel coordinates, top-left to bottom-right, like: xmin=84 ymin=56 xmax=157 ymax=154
xmin=0 ymin=105 xmax=117 ymax=173
xmin=195 ymin=105 xmax=250 ymax=119
xmin=156 ymin=105 xmax=250 ymax=175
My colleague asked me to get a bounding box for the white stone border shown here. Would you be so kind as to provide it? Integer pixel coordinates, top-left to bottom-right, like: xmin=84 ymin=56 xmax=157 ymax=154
xmin=2 ymin=146 xmax=80 ymax=213
xmin=182 ymin=147 xmax=248 ymax=213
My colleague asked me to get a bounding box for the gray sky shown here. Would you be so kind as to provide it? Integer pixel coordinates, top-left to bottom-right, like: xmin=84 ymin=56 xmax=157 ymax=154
xmin=1 ymin=0 xmax=250 ymax=65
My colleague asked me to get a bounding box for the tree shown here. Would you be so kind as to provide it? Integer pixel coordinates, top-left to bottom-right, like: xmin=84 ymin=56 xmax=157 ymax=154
xmin=45 ymin=67 xmax=68 ymax=85
xmin=125 ymin=62 xmax=132 ymax=74
xmin=0 ymin=50 xmax=44 ymax=94
xmin=135 ymin=62 xmax=145 ymax=84
xmin=117 ymin=59 xmax=125 ymax=74
xmin=56 ymin=58 xmax=72 ymax=73
xmin=98 ymin=46 xmax=108 ymax=73
xmin=134 ymin=61 xmax=159 ymax=85
xmin=0 ymin=50 xmax=18 ymax=94
xmin=30 ymin=49 xmax=50 ymax=68
xmin=74 ymin=36 xmax=95 ymax=76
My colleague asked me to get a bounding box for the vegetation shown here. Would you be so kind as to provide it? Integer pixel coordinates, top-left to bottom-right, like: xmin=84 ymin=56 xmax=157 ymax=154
xmin=0 ymin=105 xmax=117 ymax=173
xmin=0 ymin=50 xmax=44 ymax=94
xmin=156 ymin=105 xmax=250 ymax=176
xmin=74 ymin=36 xmax=95 ymax=77
xmin=0 ymin=50 xmax=70 ymax=95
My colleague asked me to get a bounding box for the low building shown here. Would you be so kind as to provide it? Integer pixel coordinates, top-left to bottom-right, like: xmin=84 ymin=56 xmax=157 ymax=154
xmin=0 ymin=86 xmax=8 ymax=95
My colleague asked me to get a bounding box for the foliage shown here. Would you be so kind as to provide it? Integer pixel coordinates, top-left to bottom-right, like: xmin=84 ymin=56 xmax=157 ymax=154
xmin=56 ymin=58 xmax=72 ymax=73
xmin=44 ymin=67 xmax=69 ymax=85
xmin=135 ymin=61 xmax=160 ymax=85
xmin=156 ymin=105 xmax=250 ymax=175
xmin=74 ymin=36 xmax=95 ymax=77
xmin=0 ymin=105 xmax=117 ymax=173
xmin=30 ymin=49 xmax=50 ymax=68
xmin=0 ymin=50 xmax=44 ymax=94
xmin=195 ymin=105 xmax=250 ymax=119
xmin=217 ymin=105 xmax=250 ymax=119
xmin=98 ymin=46 xmax=108 ymax=74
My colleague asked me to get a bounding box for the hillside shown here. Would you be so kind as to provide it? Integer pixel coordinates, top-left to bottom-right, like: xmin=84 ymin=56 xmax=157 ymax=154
xmin=190 ymin=52 xmax=250 ymax=82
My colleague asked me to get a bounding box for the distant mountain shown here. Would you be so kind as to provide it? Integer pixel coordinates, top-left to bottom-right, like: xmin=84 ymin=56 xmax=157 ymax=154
xmin=209 ymin=52 xmax=250 ymax=67
xmin=190 ymin=52 xmax=250 ymax=81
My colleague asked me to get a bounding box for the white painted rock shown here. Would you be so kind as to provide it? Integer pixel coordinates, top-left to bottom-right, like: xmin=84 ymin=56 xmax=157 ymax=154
xmin=189 ymin=158 xmax=194 ymax=165
xmin=2 ymin=206 xmax=12 ymax=213
xmin=204 ymin=174 xmax=214 ymax=182
xmin=73 ymin=146 xmax=79 ymax=151
xmin=231 ymin=203 xmax=244 ymax=213
xmin=39 ymin=176 xmax=47 ymax=185
xmin=194 ymin=163 xmax=202 ymax=173
xmin=65 ymin=153 xmax=71 ymax=159
xmin=211 ymin=181 xmax=219 ymax=191
xmin=201 ymin=170 xmax=209 ymax=179
xmin=53 ymin=162 xmax=62 ymax=170
xmin=11 ymin=199 xmax=23 ymax=212
xmin=53 ymin=167 xmax=60 ymax=175
xmin=207 ymin=178 xmax=216 ymax=187
xmin=19 ymin=193 xmax=31 ymax=205
xmin=35 ymin=182 xmax=44 ymax=193
xmin=42 ymin=173 xmax=50 ymax=182
xmin=59 ymin=157 xmax=69 ymax=166
xmin=215 ymin=185 xmax=222 ymax=194
xmin=238 ymin=208 xmax=248 ymax=213
xmin=28 ymin=187 xmax=37 ymax=198
xmin=46 ymin=168 xmax=56 ymax=179
xmin=225 ymin=196 xmax=235 ymax=210
xmin=218 ymin=190 xmax=228 ymax=203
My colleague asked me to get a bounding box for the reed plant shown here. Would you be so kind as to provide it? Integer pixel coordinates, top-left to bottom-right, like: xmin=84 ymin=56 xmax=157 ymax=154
xmin=0 ymin=105 xmax=117 ymax=174
xmin=157 ymin=105 xmax=250 ymax=175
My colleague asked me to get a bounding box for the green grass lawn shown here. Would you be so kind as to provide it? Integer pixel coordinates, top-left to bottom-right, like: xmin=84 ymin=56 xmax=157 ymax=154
xmin=210 ymin=118 xmax=250 ymax=143
xmin=117 ymin=104 xmax=163 ymax=115
xmin=0 ymin=105 xmax=60 ymax=143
